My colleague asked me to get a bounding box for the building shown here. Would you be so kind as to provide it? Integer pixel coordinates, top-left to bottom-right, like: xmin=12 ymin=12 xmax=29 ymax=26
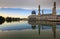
xmin=28 ymin=10 xmax=36 ymax=21
xmin=28 ymin=1 xmax=60 ymax=21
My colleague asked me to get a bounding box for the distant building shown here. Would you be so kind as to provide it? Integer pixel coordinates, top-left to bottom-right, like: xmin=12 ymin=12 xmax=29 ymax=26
xmin=28 ymin=1 xmax=59 ymax=21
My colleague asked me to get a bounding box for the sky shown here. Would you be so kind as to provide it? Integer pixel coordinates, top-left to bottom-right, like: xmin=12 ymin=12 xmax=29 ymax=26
xmin=0 ymin=0 xmax=60 ymax=18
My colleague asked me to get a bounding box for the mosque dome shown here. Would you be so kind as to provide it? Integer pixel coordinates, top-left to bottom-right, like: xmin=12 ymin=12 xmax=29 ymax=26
xmin=32 ymin=10 xmax=36 ymax=14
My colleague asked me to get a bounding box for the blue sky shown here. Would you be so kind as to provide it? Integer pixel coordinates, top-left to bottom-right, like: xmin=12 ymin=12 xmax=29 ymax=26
xmin=0 ymin=8 xmax=32 ymax=18
xmin=0 ymin=8 xmax=60 ymax=18
xmin=0 ymin=0 xmax=60 ymax=18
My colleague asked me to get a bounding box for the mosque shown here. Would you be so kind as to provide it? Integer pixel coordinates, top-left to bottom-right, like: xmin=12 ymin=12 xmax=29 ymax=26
xmin=28 ymin=1 xmax=60 ymax=21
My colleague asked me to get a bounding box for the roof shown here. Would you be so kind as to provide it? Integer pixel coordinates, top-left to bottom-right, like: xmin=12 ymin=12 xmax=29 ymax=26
xmin=32 ymin=10 xmax=36 ymax=14
xmin=41 ymin=14 xmax=52 ymax=16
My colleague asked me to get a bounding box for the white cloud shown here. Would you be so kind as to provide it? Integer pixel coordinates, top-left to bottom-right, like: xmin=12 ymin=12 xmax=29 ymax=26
xmin=0 ymin=0 xmax=60 ymax=9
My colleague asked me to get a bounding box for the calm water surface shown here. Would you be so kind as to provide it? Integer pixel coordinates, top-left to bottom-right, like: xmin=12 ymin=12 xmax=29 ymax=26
xmin=0 ymin=21 xmax=60 ymax=39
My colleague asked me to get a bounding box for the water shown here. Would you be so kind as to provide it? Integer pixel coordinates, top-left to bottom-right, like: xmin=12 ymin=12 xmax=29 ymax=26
xmin=0 ymin=21 xmax=60 ymax=39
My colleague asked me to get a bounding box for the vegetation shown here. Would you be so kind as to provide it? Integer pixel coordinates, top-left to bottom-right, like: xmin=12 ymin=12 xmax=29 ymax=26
xmin=0 ymin=16 xmax=20 ymax=24
xmin=0 ymin=16 xmax=5 ymax=24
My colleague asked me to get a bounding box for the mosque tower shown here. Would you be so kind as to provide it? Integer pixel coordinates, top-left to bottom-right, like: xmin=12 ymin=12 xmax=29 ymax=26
xmin=38 ymin=5 xmax=40 ymax=17
xmin=42 ymin=9 xmax=44 ymax=16
xmin=52 ymin=1 xmax=56 ymax=15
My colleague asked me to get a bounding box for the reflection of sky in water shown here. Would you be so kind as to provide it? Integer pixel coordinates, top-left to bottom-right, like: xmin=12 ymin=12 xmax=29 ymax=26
xmin=0 ymin=21 xmax=31 ymax=30
xmin=0 ymin=21 xmax=60 ymax=31
xmin=0 ymin=21 xmax=60 ymax=39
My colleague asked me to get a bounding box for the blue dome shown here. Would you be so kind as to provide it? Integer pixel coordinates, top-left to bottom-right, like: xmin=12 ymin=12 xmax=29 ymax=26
xmin=32 ymin=10 xmax=36 ymax=14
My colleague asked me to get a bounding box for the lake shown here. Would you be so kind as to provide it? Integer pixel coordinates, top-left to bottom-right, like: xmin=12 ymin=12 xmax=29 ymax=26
xmin=0 ymin=20 xmax=60 ymax=39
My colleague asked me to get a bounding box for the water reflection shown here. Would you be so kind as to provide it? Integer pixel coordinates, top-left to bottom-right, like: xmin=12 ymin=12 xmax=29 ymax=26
xmin=28 ymin=21 xmax=58 ymax=39
xmin=0 ymin=20 xmax=60 ymax=39
xmin=28 ymin=21 xmax=36 ymax=29
xmin=0 ymin=20 xmax=5 ymax=25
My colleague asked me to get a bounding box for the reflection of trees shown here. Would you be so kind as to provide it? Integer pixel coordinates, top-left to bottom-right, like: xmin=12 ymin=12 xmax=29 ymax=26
xmin=0 ymin=16 xmax=5 ymax=25
xmin=6 ymin=17 xmax=20 ymax=23
xmin=28 ymin=21 xmax=59 ymax=38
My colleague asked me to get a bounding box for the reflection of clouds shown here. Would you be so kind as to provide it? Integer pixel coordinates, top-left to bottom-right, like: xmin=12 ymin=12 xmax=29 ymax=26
xmin=2 ymin=30 xmax=9 ymax=32
xmin=0 ymin=30 xmax=3 ymax=32
xmin=0 ymin=30 xmax=18 ymax=32
xmin=0 ymin=30 xmax=8 ymax=32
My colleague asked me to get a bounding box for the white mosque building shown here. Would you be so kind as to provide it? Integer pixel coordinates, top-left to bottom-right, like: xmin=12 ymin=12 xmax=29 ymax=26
xmin=28 ymin=1 xmax=60 ymax=21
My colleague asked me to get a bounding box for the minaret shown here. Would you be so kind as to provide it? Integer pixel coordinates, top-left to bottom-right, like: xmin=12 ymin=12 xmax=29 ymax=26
xmin=38 ymin=5 xmax=40 ymax=17
xmin=42 ymin=9 xmax=44 ymax=20
xmin=42 ymin=9 xmax=44 ymax=16
xmin=52 ymin=1 xmax=56 ymax=15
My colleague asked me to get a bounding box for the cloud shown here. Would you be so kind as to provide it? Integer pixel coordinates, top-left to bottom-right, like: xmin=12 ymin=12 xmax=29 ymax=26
xmin=0 ymin=0 xmax=60 ymax=9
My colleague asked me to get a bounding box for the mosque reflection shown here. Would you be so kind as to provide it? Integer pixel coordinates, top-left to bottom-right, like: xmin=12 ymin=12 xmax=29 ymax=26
xmin=1 ymin=20 xmax=60 ymax=39
xmin=28 ymin=21 xmax=60 ymax=39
